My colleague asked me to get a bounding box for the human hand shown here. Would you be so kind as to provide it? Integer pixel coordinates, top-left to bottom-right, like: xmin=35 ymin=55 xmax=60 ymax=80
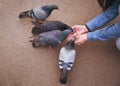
xmin=67 ymin=33 xmax=88 ymax=45
xmin=72 ymin=25 xmax=89 ymax=34
xmin=74 ymin=33 xmax=87 ymax=45
xmin=67 ymin=25 xmax=88 ymax=41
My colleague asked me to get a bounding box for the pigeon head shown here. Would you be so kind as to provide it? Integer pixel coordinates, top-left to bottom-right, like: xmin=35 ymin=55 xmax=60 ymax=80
xmin=19 ymin=11 xmax=30 ymax=18
xmin=42 ymin=5 xmax=59 ymax=11
xmin=61 ymin=29 xmax=72 ymax=40
xmin=65 ymin=36 xmax=76 ymax=49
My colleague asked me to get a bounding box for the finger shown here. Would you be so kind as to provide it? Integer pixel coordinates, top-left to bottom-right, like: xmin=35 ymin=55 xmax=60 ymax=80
xmin=72 ymin=25 xmax=78 ymax=32
xmin=72 ymin=25 xmax=77 ymax=29
xmin=75 ymin=40 xmax=81 ymax=45
xmin=67 ymin=36 xmax=73 ymax=41
xmin=75 ymin=32 xmax=82 ymax=36
xmin=75 ymin=31 xmax=85 ymax=37
xmin=72 ymin=33 xmax=78 ymax=36
xmin=68 ymin=34 xmax=74 ymax=37
xmin=72 ymin=27 xmax=76 ymax=32
xmin=73 ymin=33 xmax=80 ymax=39
xmin=75 ymin=38 xmax=83 ymax=45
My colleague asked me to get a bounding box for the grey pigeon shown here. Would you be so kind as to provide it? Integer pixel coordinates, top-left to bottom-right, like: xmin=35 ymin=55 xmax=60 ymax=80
xmin=31 ymin=21 xmax=71 ymax=35
xmin=30 ymin=29 xmax=72 ymax=48
xmin=59 ymin=36 xmax=76 ymax=84
xmin=19 ymin=5 xmax=58 ymax=21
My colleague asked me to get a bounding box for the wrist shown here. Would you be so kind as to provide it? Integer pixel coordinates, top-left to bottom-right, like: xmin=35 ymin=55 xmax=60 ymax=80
xmin=84 ymin=33 xmax=88 ymax=41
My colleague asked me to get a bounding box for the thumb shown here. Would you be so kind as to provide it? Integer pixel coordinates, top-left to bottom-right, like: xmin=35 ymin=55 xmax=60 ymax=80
xmin=72 ymin=25 xmax=78 ymax=31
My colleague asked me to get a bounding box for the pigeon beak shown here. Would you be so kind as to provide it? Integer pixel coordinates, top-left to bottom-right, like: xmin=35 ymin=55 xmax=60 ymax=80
xmin=19 ymin=11 xmax=29 ymax=18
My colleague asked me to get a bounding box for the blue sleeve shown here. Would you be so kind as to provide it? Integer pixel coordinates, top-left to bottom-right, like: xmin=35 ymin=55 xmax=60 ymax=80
xmin=86 ymin=1 xmax=119 ymax=31
xmin=87 ymin=21 xmax=120 ymax=41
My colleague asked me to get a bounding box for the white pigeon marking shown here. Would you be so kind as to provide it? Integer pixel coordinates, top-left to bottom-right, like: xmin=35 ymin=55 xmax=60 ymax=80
xmin=59 ymin=47 xmax=76 ymax=70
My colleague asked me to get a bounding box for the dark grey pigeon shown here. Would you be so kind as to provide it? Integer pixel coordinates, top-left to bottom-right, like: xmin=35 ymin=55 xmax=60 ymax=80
xmin=31 ymin=21 xmax=71 ymax=35
xmin=59 ymin=36 xmax=76 ymax=84
xmin=30 ymin=29 xmax=72 ymax=48
xmin=19 ymin=5 xmax=58 ymax=21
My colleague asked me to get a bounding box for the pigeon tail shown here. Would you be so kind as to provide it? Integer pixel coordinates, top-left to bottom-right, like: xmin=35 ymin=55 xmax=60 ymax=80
xmin=29 ymin=40 xmax=39 ymax=48
xmin=60 ymin=65 xmax=68 ymax=84
xmin=32 ymin=26 xmax=42 ymax=35
xmin=31 ymin=21 xmax=43 ymax=35
xmin=19 ymin=11 xmax=30 ymax=18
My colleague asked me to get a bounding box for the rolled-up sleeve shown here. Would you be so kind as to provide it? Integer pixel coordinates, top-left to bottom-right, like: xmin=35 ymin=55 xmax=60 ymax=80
xmin=86 ymin=1 xmax=119 ymax=31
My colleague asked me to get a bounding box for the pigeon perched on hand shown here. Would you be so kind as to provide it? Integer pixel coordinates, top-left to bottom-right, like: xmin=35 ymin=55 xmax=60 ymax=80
xmin=30 ymin=29 xmax=72 ymax=48
xmin=59 ymin=36 xmax=76 ymax=84
xmin=19 ymin=5 xmax=58 ymax=22
xmin=31 ymin=21 xmax=71 ymax=35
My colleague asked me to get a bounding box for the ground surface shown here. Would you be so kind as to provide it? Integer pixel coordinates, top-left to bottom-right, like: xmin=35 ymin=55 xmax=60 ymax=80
xmin=0 ymin=0 xmax=120 ymax=86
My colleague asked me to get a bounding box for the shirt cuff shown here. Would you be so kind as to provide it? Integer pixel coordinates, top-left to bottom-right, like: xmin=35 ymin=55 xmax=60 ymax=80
xmin=86 ymin=21 xmax=97 ymax=31
xmin=87 ymin=32 xmax=98 ymax=41
xmin=85 ymin=24 xmax=90 ymax=32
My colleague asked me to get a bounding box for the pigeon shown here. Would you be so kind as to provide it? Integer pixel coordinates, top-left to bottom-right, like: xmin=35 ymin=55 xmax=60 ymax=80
xmin=31 ymin=21 xmax=71 ymax=35
xmin=19 ymin=5 xmax=58 ymax=22
xmin=30 ymin=29 xmax=72 ymax=48
xmin=59 ymin=36 xmax=76 ymax=84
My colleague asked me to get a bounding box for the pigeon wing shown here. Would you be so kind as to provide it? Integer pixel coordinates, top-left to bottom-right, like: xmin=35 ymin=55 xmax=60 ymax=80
xmin=38 ymin=30 xmax=61 ymax=46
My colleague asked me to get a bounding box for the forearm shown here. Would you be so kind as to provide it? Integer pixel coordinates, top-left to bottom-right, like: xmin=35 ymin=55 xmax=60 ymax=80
xmin=87 ymin=21 xmax=120 ymax=41
xmin=86 ymin=1 xmax=119 ymax=31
